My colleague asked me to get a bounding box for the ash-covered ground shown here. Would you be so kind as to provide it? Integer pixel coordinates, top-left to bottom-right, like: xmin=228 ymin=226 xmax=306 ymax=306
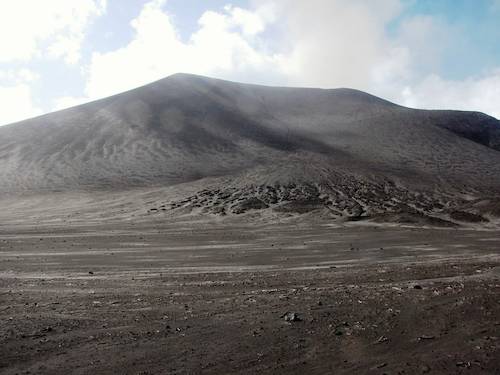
xmin=1 ymin=221 xmax=499 ymax=374
xmin=1 ymin=74 xmax=500 ymax=374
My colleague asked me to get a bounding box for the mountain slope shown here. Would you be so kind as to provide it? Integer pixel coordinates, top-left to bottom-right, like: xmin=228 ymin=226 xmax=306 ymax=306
xmin=0 ymin=73 xmax=499 ymax=223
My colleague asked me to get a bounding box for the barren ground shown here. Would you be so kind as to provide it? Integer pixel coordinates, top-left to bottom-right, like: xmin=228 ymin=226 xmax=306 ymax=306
xmin=1 ymin=222 xmax=499 ymax=374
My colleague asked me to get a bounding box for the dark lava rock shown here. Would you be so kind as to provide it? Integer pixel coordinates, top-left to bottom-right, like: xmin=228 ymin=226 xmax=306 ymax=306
xmin=274 ymin=199 xmax=324 ymax=214
xmin=450 ymin=210 xmax=488 ymax=223
xmin=233 ymin=198 xmax=269 ymax=214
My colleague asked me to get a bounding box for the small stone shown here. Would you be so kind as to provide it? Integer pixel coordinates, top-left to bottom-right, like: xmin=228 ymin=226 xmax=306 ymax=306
xmin=282 ymin=312 xmax=301 ymax=322
xmin=375 ymin=335 xmax=388 ymax=343
xmin=371 ymin=362 xmax=387 ymax=369
xmin=418 ymin=335 xmax=435 ymax=341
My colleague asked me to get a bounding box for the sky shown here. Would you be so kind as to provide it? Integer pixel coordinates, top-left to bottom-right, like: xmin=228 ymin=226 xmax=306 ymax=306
xmin=0 ymin=0 xmax=499 ymax=126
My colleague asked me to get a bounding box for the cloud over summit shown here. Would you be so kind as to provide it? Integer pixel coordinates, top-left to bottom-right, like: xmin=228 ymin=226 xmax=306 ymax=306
xmin=0 ymin=0 xmax=499 ymax=125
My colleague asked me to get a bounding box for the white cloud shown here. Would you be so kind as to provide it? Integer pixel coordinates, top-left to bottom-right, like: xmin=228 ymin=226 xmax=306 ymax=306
xmin=3 ymin=0 xmax=499 ymax=123
xmin=84 ymin=0 xmax=280 ymax=99
xmin=85 ymin=0 xmax=185 ymax=98
xmin=83 ymin=0 xmax=412 ymax=100
xmin=0 ymin=84 xmax=42 ymax=125
xmin=269 ymin=0 xmax=404 ymax=89
xmin=53 ymin=96 xmax=92 ymax=111
xmin=0 ymin=68 xmax=42 ymax=125
xmin=0 ymin=0 xmax=105 ymax=125
xmin=0 ymin=68 xmax=39 ymax=83
xmin=260 ymin=0 xmax=500 ymax=119
xmin=0 ymin=0 xmax=106 ymax=64
xmin=396 ymin=15 xmax=453 ymax=75
xmin=401 ymin=71 xmax=500 ymax=119
xmin=78 ymin=0 xmax=500 ymax=120
xmin=222 ymin=5 xmax=268 ymax=36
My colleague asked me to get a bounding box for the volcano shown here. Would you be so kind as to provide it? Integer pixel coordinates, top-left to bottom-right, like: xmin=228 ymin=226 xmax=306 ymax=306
xmin=1 ymin=73 xmax=499 ymax=225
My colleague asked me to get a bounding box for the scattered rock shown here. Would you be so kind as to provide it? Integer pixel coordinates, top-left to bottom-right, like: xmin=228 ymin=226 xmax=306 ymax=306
xmin=371 ymin=362 xmax=387 ymax=369
xmin=418 ymin=335 xmax=435 ymax=341
xmin=375 ymin=335 xmax=388 ymax=344
xmin=233 ymin=198 xmax=268 ymax=214
xmin=281 ymin=312 xmax=301 ymax=322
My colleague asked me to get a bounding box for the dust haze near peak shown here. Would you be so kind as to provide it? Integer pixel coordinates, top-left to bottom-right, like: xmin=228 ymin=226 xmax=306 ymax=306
xmin=0 ymin=73 xmax=499 ymax=225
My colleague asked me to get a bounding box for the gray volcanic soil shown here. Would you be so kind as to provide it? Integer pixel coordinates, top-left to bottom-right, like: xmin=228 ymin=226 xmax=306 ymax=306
xmin=0 ymin=73 xmax=500 ymax=225
xmin=0 ymin=221 xmax=499 ymax=374
xmin=1 ymin=75 xmax=500 ymax=374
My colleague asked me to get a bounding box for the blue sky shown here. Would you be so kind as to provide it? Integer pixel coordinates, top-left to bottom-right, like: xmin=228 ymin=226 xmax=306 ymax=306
xmin=393 ymin=0 xmax=500 ymax=78
xmin=0 ymin=0 xmax=499 ymax=125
